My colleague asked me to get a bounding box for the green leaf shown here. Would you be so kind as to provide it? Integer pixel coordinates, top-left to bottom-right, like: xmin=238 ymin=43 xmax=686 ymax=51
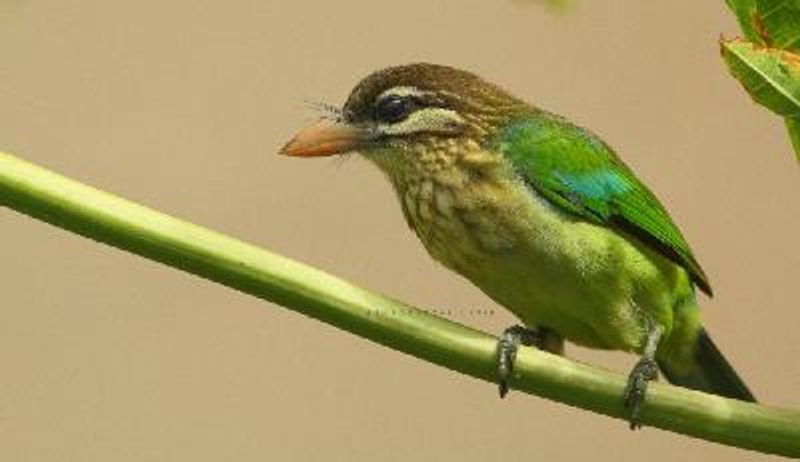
xmin=756 ymin=0 xmax=800 ymax=51
xmin=725 ymin=0 xmax=763 ymax=43
xmin=721 ymin=38 xmax=800 ymax=118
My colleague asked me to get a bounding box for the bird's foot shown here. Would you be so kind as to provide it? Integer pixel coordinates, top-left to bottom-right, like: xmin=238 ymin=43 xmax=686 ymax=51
xmin=497 ymin=325 xmax=540 ymax=398
xmin=623 ymin=357 xmax=659 ymax=430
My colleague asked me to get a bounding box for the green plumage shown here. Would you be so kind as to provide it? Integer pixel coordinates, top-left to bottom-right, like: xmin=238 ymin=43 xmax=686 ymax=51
xmin=498 ymin=115 xmax=712 ymax=295
xmin=287 ymin=62 xmax=756 ymax=408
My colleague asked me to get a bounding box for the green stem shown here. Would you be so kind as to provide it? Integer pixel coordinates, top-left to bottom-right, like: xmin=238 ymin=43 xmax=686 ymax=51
xmin=785 ymin=117 xmax=800 ymax=162
xmin=0 ymin=150 xmax=798 ymax=456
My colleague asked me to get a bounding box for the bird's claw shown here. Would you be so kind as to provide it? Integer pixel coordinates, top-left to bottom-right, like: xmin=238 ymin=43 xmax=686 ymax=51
xmin=623 ymin=357 xmax=659 ymax=430
xmin=497 ymin=325 xmax=539 ymax=398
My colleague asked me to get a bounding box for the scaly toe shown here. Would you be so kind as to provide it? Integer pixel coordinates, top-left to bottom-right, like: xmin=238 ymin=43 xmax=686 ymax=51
xmin=496 ymin=325 xmax=539 ymax=398
xmin=623 ymin=357 xmax=659 ymax=430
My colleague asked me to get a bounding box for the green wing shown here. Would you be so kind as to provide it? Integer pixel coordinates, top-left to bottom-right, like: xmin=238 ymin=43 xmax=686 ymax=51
xmin=499 ymin=114 xmax=712 ymax=295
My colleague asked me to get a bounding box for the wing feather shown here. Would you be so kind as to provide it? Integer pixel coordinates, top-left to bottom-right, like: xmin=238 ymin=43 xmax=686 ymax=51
xmin=499 ymin=115 xmax=712 ymax=295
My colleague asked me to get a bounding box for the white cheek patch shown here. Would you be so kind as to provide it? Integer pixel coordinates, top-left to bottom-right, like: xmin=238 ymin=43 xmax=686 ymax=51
xmin=378 ymin=108 xmax=466 ymax=136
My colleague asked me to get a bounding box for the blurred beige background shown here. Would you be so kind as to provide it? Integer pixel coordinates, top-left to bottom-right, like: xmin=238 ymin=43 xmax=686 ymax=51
xmin=0 ymin=1 xmax=797 ymax=460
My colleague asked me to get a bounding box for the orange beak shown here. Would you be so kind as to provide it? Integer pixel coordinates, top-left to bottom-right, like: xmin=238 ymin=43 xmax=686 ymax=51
xmin=279 ymin=119 xmax=366 ymax=157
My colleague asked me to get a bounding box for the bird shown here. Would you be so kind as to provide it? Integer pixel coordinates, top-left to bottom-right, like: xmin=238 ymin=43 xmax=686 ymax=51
xmin=278 ymin=63 xmax=756 ymax=427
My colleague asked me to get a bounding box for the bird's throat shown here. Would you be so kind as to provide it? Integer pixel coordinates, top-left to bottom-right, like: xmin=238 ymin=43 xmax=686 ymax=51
xmin=373 ymin=142 xmax=524 ymax=275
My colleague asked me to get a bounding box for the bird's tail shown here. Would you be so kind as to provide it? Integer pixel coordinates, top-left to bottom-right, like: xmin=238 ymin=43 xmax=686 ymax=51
xmin=657 ymin=328 xmax=756 ymax=402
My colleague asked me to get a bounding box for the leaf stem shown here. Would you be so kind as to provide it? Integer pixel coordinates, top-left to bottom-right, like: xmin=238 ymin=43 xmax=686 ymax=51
xmin=0 ymin=150 xmax=798 ymax=456
xmin=785 ymin=117 xmax=800 ymax=161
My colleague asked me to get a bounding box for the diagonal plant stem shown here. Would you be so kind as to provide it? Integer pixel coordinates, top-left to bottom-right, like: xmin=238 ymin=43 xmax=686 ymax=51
xmin=786 ymin=118 xmax=800 ymax=161
xmin=0 ymin=150 xmax=798 ymax=457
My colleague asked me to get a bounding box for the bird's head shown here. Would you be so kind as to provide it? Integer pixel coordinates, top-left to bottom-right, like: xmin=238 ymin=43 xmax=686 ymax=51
xmin=280 ymin=63 xmax=531 ymax=178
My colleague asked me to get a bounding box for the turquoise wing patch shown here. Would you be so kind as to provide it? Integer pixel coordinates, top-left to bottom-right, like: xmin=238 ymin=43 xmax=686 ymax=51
xmin=499 ymin=115 xmax=712 ymax=295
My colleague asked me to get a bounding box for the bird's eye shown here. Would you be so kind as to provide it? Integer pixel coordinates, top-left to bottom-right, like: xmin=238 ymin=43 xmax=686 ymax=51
xmin=374 ymin=95 xmax=416 ymax=124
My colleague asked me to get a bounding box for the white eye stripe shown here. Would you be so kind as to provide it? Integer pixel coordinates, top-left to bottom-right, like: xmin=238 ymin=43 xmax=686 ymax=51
xmin=375 ymin=86 xmax=432 ymax=102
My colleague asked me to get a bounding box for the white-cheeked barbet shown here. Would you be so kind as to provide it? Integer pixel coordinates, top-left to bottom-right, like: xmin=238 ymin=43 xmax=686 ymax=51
xmin=279 ymin=63 xmax=756 ymax=427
